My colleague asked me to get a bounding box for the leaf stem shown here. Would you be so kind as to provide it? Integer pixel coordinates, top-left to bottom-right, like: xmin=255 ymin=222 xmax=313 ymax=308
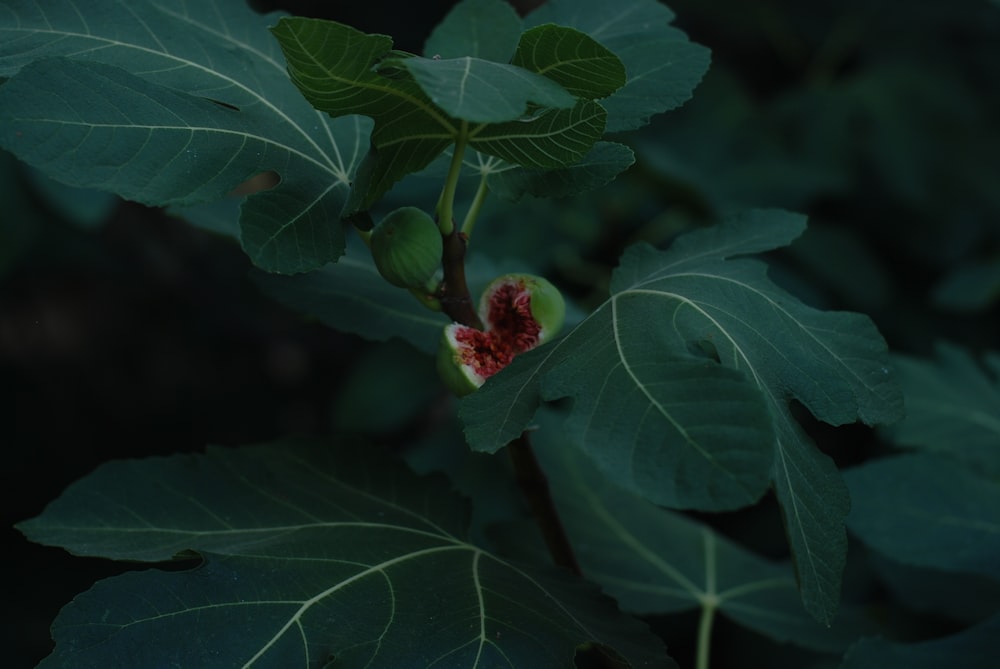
xmin=507 ymin=432 xmax=582 ymax=576
xmin=696 ymin=596 xmax=718 ymax=669
xmin=436 ymin=121 xmax=469 ymax=237
xmin=354 ymin=226 xmax=372 ymax=248
xmin=460 ymin=172 xmax=490 ymax=240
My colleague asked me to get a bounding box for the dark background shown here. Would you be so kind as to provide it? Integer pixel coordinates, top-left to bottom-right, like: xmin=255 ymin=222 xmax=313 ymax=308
xmin=4 ymin=0 xmax=999 ymax=666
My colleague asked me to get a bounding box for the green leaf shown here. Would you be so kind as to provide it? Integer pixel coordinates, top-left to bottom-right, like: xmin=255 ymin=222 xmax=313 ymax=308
xmin=462 ymin=210 xmax=903 ymax=623
xmin=423 ymin=0 xmax=523 ymax=62
xmin=392 ymin=55 xmax=577 ymax=123
xmin=839 ymin=613 xmax=1000 ymax=669
xmin=251 ymin=237 xmax=449 ymax=355
xmin=272 ymin=17 xmax=606 ymax=215
xmin=845 ymin=453 xmax=1000 ymax=580
xmin=0 ymin=0 xmax=368 ymax=274
xmin=469 ymin=100 xmax=607 ymax=168
xmin=487 ymin=141 xmax=635 ymax=202
xmin=526 ymin=0 xmax=711 ymax=131
xmin=511 ymin=25 xmax=627 ymax=100
xmin=932 ymin=256 xmax=1000 ymax=311
xmin=271 ymin=17 xmax=455 ymax=215
xmin=19 ymin=440 xmax=672 ymax=669
xmin=885 ymin=344 xmax=1000 ymax=476
xmin=520 ymin=410 xmax=878 ymax=652
xmin=770 ymin=421 xmax=851 ymax=626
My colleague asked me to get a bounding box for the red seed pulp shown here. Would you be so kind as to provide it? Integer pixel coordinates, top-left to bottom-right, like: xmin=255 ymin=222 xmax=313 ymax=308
xmin=453 ymin=280 xmax=543 ymax=381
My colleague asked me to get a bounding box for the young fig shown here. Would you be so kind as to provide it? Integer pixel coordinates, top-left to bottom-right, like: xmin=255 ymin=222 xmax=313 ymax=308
xmin=437 ymin=273 xmax=565 ymax=396
xmin=370 ymin=206 xmax=442 ymax=289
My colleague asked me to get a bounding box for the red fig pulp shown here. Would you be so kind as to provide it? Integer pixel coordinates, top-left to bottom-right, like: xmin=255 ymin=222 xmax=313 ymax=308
xmin=437 ymin=274 xmax=565 ymax=396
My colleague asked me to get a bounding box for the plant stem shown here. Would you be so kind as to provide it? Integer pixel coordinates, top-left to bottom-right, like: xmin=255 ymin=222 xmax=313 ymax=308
xmin=354 ymin=226 xmax=372 ymax=248
xmin=436 ymin=121 xmax=469 ymax=237
xmin=507 ymin=432 xmax=582 ymax=576
xmin=696 ymin=597 xmax=718 ymax=669
xmin=438 ymin=226 xmax=482 ymax=329
xmin=460 ymin=172 xmax=490 ymax=239
xmin=433 ymin=123 xmax=580 ymax=580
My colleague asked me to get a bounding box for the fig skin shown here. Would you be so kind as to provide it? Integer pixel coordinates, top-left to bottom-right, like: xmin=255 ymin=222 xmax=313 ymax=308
xmin=370 ymin=207 xmax=443 ymax=289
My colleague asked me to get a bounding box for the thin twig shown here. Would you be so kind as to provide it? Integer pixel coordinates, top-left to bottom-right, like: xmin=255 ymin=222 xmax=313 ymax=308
xmin=507 ymin=432 xmax=582 ymax=576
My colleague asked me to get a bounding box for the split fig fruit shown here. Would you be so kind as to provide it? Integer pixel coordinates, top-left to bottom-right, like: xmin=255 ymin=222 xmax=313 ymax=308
xmin=370 ymin=206 xmax=442 ymax=289
xmin=437 ymin=274 xmax=565 ymax=396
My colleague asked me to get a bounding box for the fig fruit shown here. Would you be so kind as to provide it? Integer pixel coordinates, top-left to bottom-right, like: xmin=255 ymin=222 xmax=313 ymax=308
xmin=370 ymin=207 xmax=442 ymax=289
xmin=438 ymin=274 xmax=565 ymax=396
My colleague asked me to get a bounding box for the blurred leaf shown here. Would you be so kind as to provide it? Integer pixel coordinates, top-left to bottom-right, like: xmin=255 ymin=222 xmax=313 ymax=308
xmin=511 ymin=25 xmax=626 ymax=100
xmin=840 ymin=62 xmax=1000 ymax=265
xmin=0 ymin=150 xmax=42 ymax=273
xmin=23 ymin=166 xmax=119 ymax=230
xmin=423 ymin=0 xmax=522 ymax=61
xmin=636 ymin=69 xmax=850 ymax=213
xmin=869 ymin=555 xmax=1000 ymax=624
xmin=18 ymin=439 xmax=673 ymax=669
xmin=885 ymin=344 xmax=1000 ymax=476
xmin=0 ymin=0 xmax=369 ymax=274
xmin=839 ymin=613 xmax=1000 ymax=669
xmin=462 ymin=210 xmax=903 ymax=624
xmin=332 ymin=340 xmax=438 ymax=433
xmin=519 ymin=409 xmax=879 ymax=653
xmin=169 ymin=197 xmax=243 ymax=240
xmin=787 ymin=223 xmax=893 ymax=312
xmin=252 ymin=237 xmax=449 ymax=355
xmin=845 ymin=454 xmax=1000 ymax=579
xmin=932 ymin=257 xmax=1000 ymax=312
xmin=487 ymin=142 xmax=636 ymax=202
xmin=527 ymin=0 xmax=711 ymax=132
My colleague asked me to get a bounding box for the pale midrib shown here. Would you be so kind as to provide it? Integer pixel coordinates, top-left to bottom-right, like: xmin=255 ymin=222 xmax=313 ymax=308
xmin=149 ymin=2 xmax=356 ymax=180
xmin=616 ymin=287 xmax=765 ymax=387
xmin=17 ymin=26 xmax=342 ymax=175
xmin=485 ymin=553 xmax=601 ymax=643
xmin=267 ymin=450 xmax=460 ymax=539
xmin=286 ymin=30 xmax=456 ymax=135
xmin=21 ymin=118 xmax=334 ymax=176
xmin=610 ymin=293 xmax=701 ymax=454
xmin=254 ymin=180 xmax=337 ymax=251
xmin=238 ymin=544 xmax=471 ymax=667
xmin=38 ymin=520 xmax=464 ymax=542
xmin=633 ymin=270 xmax=885 ymax=399
xmin=620 ymin=281 xmax=837 ymax=607
xmin=772 ymin=422 xmax=831 ymax=598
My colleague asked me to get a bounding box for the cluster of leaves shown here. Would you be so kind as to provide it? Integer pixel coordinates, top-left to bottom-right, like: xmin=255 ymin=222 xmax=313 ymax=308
xmin=3 ymin=0 xmax=999 ymax=668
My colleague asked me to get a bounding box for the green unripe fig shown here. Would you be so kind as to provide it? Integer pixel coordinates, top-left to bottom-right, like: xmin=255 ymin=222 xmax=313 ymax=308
xmin=370 ymin=207 xmax=442 ymax=289
xmin=437 ymin=273 xmax=566 ymax=396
